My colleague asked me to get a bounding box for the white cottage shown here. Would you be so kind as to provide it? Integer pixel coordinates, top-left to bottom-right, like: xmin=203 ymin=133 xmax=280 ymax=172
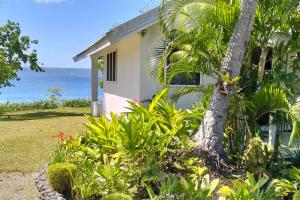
xmin=74 ymin=8 xmax=213 ymax=117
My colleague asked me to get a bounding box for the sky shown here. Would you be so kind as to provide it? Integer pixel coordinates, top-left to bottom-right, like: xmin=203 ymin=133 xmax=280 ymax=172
xmin=0 ymin=0 xmax=160 ymax=68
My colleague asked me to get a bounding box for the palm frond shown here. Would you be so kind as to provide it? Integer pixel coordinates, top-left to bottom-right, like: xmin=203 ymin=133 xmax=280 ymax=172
xmin=250 ymin=86 xmax=300 ymax=145
xmin=170 ymin=84 xmax=212 ymax=102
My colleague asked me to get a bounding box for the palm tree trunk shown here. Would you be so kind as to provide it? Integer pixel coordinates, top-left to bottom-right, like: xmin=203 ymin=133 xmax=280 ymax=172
xmin=257 ymin=47 xmax=269 ymax=84
xmin=194 ymin=0 xmax=259 ymax=156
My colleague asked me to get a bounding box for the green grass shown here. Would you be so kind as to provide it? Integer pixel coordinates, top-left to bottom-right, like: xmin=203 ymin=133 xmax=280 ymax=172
xmin=0 ymin=107 xmax=89 ymax=173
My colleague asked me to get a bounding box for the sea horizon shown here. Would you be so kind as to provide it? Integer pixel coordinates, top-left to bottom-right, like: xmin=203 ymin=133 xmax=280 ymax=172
xmin=0 ymin=67 xmax=103 ymax=103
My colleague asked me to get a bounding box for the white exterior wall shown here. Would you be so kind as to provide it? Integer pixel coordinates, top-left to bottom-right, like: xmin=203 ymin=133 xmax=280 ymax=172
xmin=139 ymin=24 xmax=162 ymax=101
xmin=139 ymin=24 xmax=217 ymax=109
xmin=99 ymin=33 xmax=141 ymax=117
xmin=92 ymin=23 xmax=218 ymax=117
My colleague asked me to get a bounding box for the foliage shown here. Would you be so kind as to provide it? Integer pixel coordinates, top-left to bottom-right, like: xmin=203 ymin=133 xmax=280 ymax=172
xmin=224 ymin=85 xmax=300 ymax=163
xmin=50 ymin=132 xmax=75 ymax=164
xmin=62 ymin=99 xmax=91 ymax=108
xmin=47 ymin=163 xmax=76 ymax=194
xmin=146 ymin=166 xmax=219 ymax=200
xmin=0 ymin=98 xmax=91 ymax=113
xmin=242 ymin=137 xmax=273 ymax=176
xmin=98 ymin=56 xmax=104 ymax=89
xmin=219 ymin=172 xmax=277 ymax=200
xmin=0 ymin=100 xmax=61 ymax=112
xmin=275 ymin=167 xmax=300 ymax=198
xmin=101 ymin=193 xmax=133 ymax=200
xmin=0 ymin=21 xmax=43 ymax=89
xmin=47 ymin=87 xmax=63 ymax=108
xmin=150 ymin=0 xmax=242 ymax=101
xmin=283 ymin=146 xmax=300 ymax=168
xmin=154 ymin=0 xmax=300 ymax=159
xmin=51 ymin=88 xmax=206 ymax=199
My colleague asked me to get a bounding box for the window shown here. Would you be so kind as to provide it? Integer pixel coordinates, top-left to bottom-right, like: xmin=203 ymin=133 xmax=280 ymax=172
xmin=166 ymin=49 xmax=200 ymax=86
xmin=106 ymin=51 xmax=117 ymax=82
xmin=170 ymin=73 xmax=201 ymax=85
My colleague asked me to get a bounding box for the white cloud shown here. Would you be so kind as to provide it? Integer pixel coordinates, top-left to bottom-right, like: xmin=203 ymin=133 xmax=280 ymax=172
xmin=34 ymin=0 xmax=65 ymax=3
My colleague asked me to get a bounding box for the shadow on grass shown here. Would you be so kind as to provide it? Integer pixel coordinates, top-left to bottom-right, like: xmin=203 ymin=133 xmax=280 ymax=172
xmin=0 ymin=111 xmax=89 ymax=121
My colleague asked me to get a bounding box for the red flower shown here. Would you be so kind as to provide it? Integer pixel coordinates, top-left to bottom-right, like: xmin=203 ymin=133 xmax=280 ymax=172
xmin=58 ymin=132 xmax=65 ymax=144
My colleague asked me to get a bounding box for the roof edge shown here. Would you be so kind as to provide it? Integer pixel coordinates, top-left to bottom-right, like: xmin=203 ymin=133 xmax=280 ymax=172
xmin=73 ymin=7 xmax=160 ymax=62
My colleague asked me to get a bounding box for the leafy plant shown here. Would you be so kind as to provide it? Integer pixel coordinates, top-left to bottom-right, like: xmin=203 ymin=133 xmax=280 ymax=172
xmin=62 ymin=99 xmax=91 ymax=108
xmin=275 ymin=167 xmax=300 ymax=198
xmin=0 ymin=98 xmax=91 ymax=113
xmin=282 ymin=146 xmax=300 ymax=168
xmin=219 ymin=172 xmax=277 ymax=200
xmin=101 ymin=193 xmax=133 ymax=200
xmin=47 ymin=87 xmax=63 ymax=108
xmin=51 ymin=88 xmax=204 ymax=199
xmin=146 ymin=166 xmax=219 ymax=200
xmin=242 ymin=137 xmax=273 ymax=176
xmin=47 ymin=163 xmax=76 ymax=194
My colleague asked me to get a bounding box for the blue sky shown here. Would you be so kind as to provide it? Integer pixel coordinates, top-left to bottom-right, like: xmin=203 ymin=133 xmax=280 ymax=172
xmin=0 ymin=0 xmax=160 ymax=68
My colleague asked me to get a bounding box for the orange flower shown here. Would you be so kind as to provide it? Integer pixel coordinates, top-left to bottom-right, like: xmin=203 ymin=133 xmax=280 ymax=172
xmin=58 ymin=132 xmax=65 ymax=144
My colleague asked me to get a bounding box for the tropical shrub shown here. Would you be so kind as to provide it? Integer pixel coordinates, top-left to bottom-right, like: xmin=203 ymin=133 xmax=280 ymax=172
xmin=275 ymin=167 xmax=300 ymax=198
xmin=47 ymin=87 xmax=63 ymax=108
xmin=219 ymin=172 xmax=277 ymax=200
xmin=49 ymin=88 xmax=297 ymax=199
xmin=62 ymin=99 xmax=91 ymax=108
xmin=242 ymin=137 xmax=273 ymax=175
xmin=51 ymin=88 xmax=207 ymax=199
xmin=50 ymin=132 xmax=75 ymax=164
xmin=283 ymin=146 xmax=300 ymax=168
xmin=0 ymin=98 xmax=91 ymax=113
xmin=146 ymin=166 xmax=219 ymax=200
xmin=101 ymin=193 xmax=133 ymax=200
xmin=47 ymin=163 xmax=76 ymax=194
xmin=0 ymin=100 xmax=60 ymax=112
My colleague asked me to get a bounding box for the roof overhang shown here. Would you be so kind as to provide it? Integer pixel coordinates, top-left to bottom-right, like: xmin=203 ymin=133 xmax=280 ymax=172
xmin=73 ymin=7 xmax=159 ymax=62
xmin=73 ymin=37 xmax=111 ymax=62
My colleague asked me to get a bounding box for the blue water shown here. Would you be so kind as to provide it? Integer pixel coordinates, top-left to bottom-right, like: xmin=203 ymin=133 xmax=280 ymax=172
xmin=0 ymin=67 xmax=103 ymax=103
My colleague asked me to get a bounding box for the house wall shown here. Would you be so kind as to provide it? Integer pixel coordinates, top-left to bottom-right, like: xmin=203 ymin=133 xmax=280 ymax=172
xmin=98 ymin=33 xmax=141 ymax=117
xmin=139 ymin=24 xmax=162 ymax=101
xmin=92 ymin=23 xmax=218 ymax=117
xmin=138 ymin=24 xmax=218 ymax=109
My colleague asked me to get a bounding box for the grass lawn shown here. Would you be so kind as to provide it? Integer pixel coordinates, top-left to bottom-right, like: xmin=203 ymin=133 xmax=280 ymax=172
xmin=0 ymin=107 xmax=89 ymax=173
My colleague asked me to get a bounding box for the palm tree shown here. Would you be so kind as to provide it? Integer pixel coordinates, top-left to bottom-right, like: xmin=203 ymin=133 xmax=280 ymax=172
xmin=155 ymin=0 xmax=300 ymax=159
xmin=156 ymin=0 xmax=259 ymax=156
xmin=194 ymin=0 xmax=259 ymax=156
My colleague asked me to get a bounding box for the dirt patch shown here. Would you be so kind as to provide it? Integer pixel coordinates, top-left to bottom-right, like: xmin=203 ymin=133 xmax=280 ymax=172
xmin=0 ymin=173 xmax=39 ymax=200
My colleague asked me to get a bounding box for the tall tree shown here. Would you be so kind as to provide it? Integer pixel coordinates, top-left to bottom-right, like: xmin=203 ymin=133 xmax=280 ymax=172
xmin=156 ymin=0 xmax=300 ymax=158
xmin=194 ymin=0 xmax=259 ymax=156
xmin=0 ymin=21 xmax=42 ymax=90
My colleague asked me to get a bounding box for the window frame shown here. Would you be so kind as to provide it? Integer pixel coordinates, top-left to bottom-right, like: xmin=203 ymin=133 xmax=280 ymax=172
xmin=106 ymin=51 xmax=117 ymax=83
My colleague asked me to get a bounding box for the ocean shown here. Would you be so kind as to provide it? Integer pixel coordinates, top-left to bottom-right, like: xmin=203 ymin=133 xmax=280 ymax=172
xmin=0 ymin=67 xmax=103 ymax=103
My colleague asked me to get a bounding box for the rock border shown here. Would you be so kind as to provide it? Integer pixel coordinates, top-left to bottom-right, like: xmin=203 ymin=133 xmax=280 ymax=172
xmin=35 ymin=164 xmax=66 ymax=200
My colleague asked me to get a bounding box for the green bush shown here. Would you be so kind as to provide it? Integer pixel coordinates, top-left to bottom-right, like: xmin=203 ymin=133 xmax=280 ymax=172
xmin=47 ymin=163 xmax=76 ymax=194
xmin=275 ymin=167 xmax=300 ymax=198
xmin=219 ymin=172 xmax=277 ymax=200
xmin=0 ymin=98 xmax=91 ymax=113
xmin=49 ymin=88 xmax=298 ymax=199
xmin=101 ymin=193 xmax=133 ymax=200
xmin=0 ymin=101 xmax=59 ymax=112
xmin=62 ymin=99 xmax=91 ymax=108
xmin=52 ymin=88 xmax=204 ymax=199
xmin=242 ymin=137 xmax=273 ymax=175
xmin=147 ymin=166 xmax=219 ymax=200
